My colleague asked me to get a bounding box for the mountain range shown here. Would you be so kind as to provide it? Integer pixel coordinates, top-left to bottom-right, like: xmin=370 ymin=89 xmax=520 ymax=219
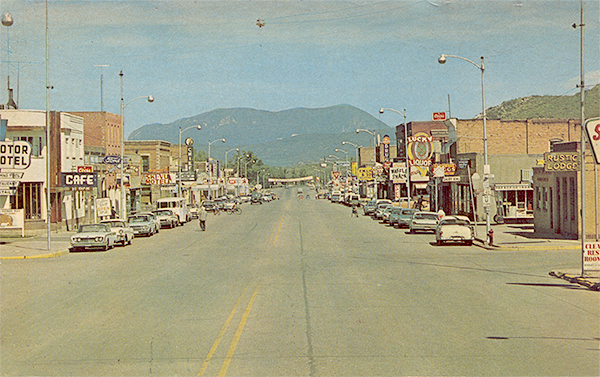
xmin=128 ymin=104 xmax=394 ymax=166
xmin=128 ymin=87 xmax=600 ymax=166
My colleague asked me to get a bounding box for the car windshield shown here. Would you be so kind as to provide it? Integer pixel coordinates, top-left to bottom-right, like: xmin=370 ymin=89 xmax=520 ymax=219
xmin=391 ymin=208 xmax=403 ymax=214
xmin=79 ymin=224 xmax=108 ymax=233
xmin=414 ymin=213 xmax=439 ymax=220
xmin=128 ymin=216 xmax=149 ymax=223
xmin=102 ymin=221 xmax=125 ymax=228
xmin=441 ymin=218 xmax=471 ymax=226
xmin=153 ymin=210 xmax=172 ymax=216
xmin=401 ymin=209 xmax=417 ymax=216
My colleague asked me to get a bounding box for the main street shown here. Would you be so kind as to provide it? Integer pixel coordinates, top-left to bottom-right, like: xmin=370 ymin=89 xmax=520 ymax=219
xmin=1 ymin=188 xmax=598 ymax=376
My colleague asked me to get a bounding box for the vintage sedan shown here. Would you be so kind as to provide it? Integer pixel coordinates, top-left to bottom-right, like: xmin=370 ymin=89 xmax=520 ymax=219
xmin=152 ymin=209 xmax=179 ymax=228
xmin=408 ymin=211 xmax=440 ymax=233
xmin=127 ymin=214 xmax=158 ymax=237
xmin=70 ymin=223 xmax=117 ymax=252
xmin=100 ymin=219 xmax=134 ymax=246
xmin=435 ymin=215 xmax=475 ymax=246
xmin=395 ymin=208 xmax=419 ymax=228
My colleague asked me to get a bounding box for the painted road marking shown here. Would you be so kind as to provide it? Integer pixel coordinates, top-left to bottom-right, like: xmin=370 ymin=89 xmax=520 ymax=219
xmin=217 ymin=284 xmax=260 ymax=377
xmin=197 ymin=285 xmax=249 ymax=377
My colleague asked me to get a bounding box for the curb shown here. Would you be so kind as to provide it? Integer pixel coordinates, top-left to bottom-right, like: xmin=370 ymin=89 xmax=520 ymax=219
xmin=549 ymin=271 xmax=600 ymax=291
xmin=0 ymin=249 xmax=69 ymax=260
xmin=474 ymin=238 xmax=579 ymax=251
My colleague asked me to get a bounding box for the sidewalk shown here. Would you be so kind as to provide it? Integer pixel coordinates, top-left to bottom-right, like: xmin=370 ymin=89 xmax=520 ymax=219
xmin=0 ymin=231 xmax=72 ymax=260
xmin=473 ymin=223 xmax=599 ymax=291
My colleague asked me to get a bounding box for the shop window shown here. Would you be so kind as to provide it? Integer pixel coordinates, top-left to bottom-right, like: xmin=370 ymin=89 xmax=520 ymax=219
xmin=10 ymin=182 xmax=43 ymax=220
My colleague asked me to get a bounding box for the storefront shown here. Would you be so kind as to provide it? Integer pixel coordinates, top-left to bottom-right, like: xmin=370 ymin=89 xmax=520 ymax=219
xmin=494 ymin=183 xmax=534 ymax=223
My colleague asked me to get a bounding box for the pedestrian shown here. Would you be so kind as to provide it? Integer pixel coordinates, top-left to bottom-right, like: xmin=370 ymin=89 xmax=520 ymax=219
xmin=198 ymin=206 xmax=207 ymax=231
xmin=351 ymin=204 xmax=358 ymax=217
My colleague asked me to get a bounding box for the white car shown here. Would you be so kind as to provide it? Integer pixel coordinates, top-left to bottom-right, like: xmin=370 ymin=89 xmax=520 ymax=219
xmin=409 ymin=211 xmax=440 ymax=233
xmin=70 ymin=223 xmax=117 ymax=252
xmin=100 ymin=219 xmax=134 ymax=246
xmin=435 ymin=215 xmax=475 ymax=246
xmin=152 ymin=209 xmax=179 ymax=228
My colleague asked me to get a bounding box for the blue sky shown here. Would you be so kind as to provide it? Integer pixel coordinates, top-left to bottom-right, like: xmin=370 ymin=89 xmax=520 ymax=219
xmin=1 ymin=0 xmax=599 ymax=137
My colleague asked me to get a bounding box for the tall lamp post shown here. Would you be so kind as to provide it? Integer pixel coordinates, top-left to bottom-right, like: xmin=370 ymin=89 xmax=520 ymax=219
xmin=342 ymin=141 xmax=361 ymax=165
xmin=120 ymin=71 xmax=153 ymax=220
xmin=438 ymin=53 xmax=490 ymax=244
xmin=380 ymin=107 xmax=410 ymax=208
xmin=207 ymin=139 xmax=225 ymax=198
xmin=356 ymin=128 xmax=378 ymax=198
xmin=178 ymin=125 xmax=202 ymax=199
xmin=224 ymin=148 xmax=239 ymax=170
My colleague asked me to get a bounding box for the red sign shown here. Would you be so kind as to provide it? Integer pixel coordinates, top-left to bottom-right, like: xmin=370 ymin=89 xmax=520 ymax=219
xmin=432 ymin=112 xmax=447 ymax=121
xmin=332 ymin=171 xmax=341 ymax=180
xmin=142 ymin=173 xmax=172 ymax=185
xmin=77 ymin=165 xmax=93 ymax=173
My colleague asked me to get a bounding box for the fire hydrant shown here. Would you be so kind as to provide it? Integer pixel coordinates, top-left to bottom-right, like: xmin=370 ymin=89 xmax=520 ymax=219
xmin=488 ymin=229 xmax=494 ymax=246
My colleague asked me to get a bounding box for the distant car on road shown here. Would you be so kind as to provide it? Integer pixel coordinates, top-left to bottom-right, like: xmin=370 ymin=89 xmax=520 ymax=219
xmin=409 ymin=211 xmax=440 ymax=233
xmin=127 ymin=214 xmax=159 ymax=237
xmin=393 ymin=208 xmax=419 ymax=228
xmin=100 ymin=219 xmax=134 ymax=246
xmin=70 ymin=223 xmax=117 ymax=252
xmin=152 ymin=209 xmax=179 ymax=228
xmin=435 ymin=215 xmax=475 ymax=246
xmin=202 ymin=200 xmax=219 ymax=212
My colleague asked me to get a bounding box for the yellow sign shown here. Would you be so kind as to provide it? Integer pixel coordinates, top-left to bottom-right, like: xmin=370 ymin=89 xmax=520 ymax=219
xmin=544 ymin=152 xmax=580 ymax=172
xmin=357 ymin=167 xmax=374 ymax=181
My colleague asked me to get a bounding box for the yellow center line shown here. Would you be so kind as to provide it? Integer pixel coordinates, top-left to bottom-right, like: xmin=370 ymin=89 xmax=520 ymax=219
xmin=217 ymin=284 xmax=260 ymax=377
xmin=197 ymin=285 xmax=249 ymax=377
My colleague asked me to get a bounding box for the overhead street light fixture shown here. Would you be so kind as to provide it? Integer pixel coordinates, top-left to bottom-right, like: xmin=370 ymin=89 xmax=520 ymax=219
xmin=120 ymin=71 xmax=154 ymax=219
xmin=438 ymin=53 xmax=490 ymax=244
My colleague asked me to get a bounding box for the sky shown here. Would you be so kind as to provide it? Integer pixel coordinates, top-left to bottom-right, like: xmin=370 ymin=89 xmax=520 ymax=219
xmin=1 ymin=0 xmax=599 ymax=137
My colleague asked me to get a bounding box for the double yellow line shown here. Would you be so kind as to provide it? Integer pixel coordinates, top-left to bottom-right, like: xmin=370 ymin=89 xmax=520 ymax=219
xmin=197 ymin=284 xmax=260 ymax=377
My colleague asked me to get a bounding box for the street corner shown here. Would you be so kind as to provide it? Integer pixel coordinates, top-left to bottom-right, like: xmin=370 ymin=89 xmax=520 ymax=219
xmin=549 ymin=271 xmax=600 ymax=291
xmin=0 ymin=245 xmax=70 ymax=260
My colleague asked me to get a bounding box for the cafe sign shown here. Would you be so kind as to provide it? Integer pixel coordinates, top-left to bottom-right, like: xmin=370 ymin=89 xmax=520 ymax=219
xmin=543 ymin=152 xmax=580 ymax=172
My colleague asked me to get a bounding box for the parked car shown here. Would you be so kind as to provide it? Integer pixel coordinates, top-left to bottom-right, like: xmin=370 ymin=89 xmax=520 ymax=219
xmin=363 ymin=199 xmax=377 ymax=216
xmin=409 ymin=211 xmax=440 ymax=233
xmin=435 ymin=215 xmax=475 ymax=245
xmin=152 ymin=209 xmax=179 ymax=228
xmin=100 ymin=219 xmax=134 ymax=246
xmin=394 ymin=208 xmax=419 ymax=228
xmin=70 ymin=223 xmax=117 ymax=252
xmin=137 ymin=212 xmax=161 ymax=232
xmin=127 ymin=214 xmax=159 ymax=236
xmin=374 ymin=203 xmax=393 ymax=220
xmin=382 ymin=206 xmax=396 ymax=224
xmin=188 ymin=205 xmax=199 ymax=219
xmin=202 ymin=200 xmax=219 ymax=212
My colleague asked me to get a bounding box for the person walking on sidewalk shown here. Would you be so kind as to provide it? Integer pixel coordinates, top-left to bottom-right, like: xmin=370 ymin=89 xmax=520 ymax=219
xmin=351 ymin=204 xmax=358 ymax=217
xmin=198 ymin=206 xmax=207 ymax=231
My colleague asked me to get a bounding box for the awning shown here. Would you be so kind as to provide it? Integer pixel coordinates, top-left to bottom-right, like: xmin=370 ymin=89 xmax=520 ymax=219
xmin=495 ymin=183 xmax=532 ymax=191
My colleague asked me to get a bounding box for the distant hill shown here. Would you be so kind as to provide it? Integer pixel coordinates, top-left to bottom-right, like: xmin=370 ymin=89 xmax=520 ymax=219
xmin=128 ymin=105 xmax=394 ymax=166
xmin=485 ymin=85 xmax=599 ymax=120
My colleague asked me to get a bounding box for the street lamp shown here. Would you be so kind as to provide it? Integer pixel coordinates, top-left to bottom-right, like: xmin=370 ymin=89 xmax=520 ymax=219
xmin=356 ymin=128 xmax=378 ymax=198
xmin=342 ymin=141 xmax=362 ymax=166
xmin=224 ymin=148 xmax=239 ymax=170
xmin=120 ymin=71 xmax=153 ymax=219
xmin=178 ymin=124 xmax=202 ymax=199
xmin=380 ymin=107 xmax=411 ymax=208
xmin=438 ymin=53 xmax=490 ymax=244
xmin=208 ymin=138 xmax=226 ymax=162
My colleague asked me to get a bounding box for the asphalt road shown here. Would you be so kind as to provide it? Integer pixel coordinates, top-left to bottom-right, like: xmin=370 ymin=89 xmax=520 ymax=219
xmin=1 ymin=188 xmax=598 ymax=376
